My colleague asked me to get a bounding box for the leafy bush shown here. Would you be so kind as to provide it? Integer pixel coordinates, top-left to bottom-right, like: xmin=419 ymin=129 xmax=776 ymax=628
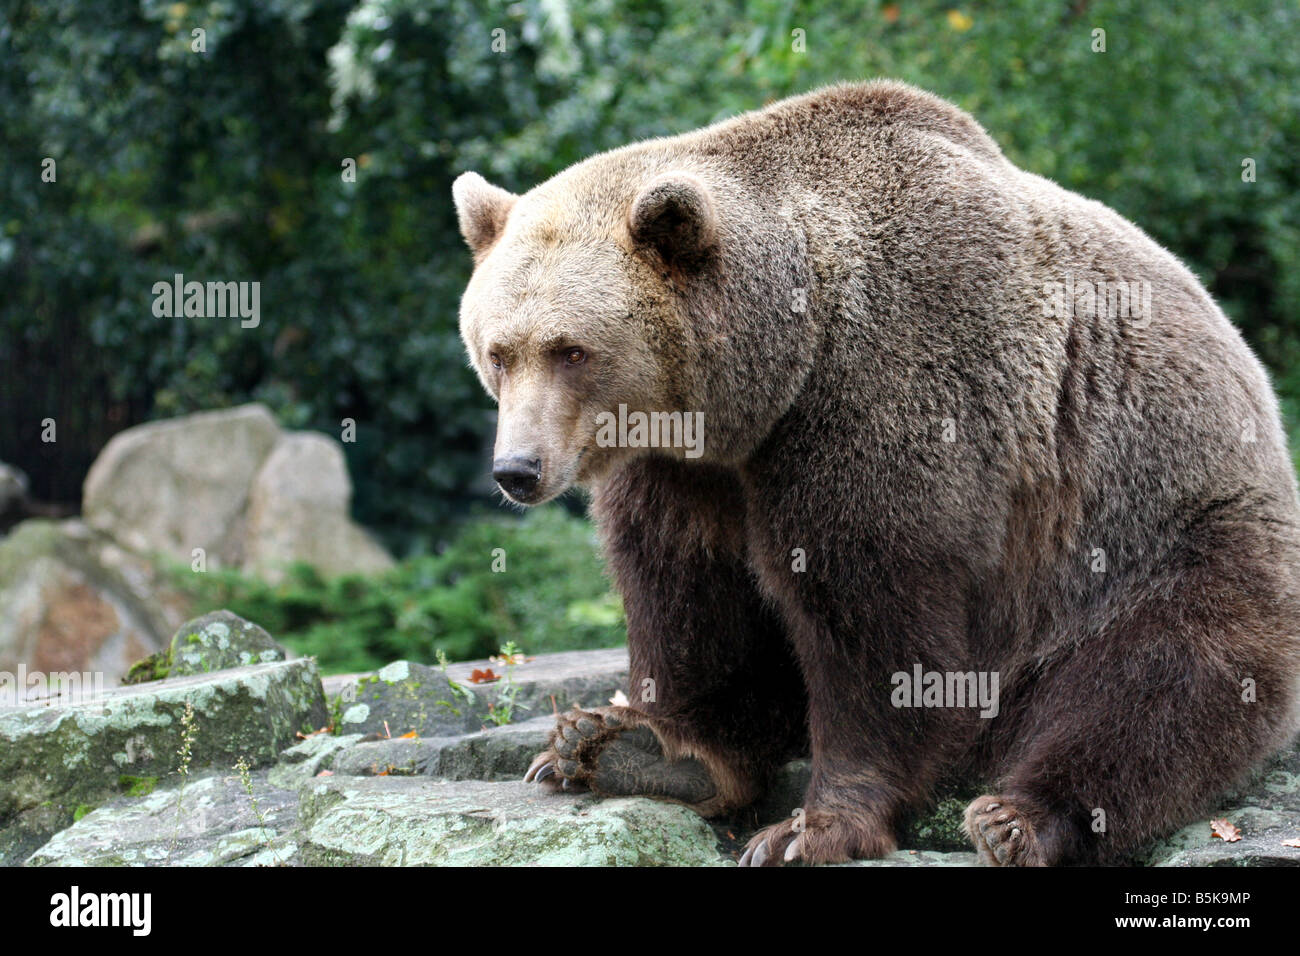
xmin=169 ymin=505 xmax=625 ymax=673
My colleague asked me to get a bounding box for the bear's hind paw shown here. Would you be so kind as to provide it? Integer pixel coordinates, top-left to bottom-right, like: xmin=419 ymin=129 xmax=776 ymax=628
xmin=523 ymin=706 xmax=718 ymax=809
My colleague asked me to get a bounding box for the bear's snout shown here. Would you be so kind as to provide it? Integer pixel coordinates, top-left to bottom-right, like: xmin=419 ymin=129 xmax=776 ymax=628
xmin=493 ymin=455 xmax=543 ymax=502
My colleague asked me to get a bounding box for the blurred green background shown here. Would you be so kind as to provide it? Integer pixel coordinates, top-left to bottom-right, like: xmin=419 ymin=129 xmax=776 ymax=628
xmin=3 ymin=0 xmax=1298 ymax=669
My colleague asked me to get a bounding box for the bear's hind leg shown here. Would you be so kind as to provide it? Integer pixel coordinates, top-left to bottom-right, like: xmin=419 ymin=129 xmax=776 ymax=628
xmin=970 ymin=559 xmax=1300 ymax=866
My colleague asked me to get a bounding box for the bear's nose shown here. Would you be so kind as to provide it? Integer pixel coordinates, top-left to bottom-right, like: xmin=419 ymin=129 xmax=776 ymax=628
xmin=493 ymin=456 xmax=542 ymax=500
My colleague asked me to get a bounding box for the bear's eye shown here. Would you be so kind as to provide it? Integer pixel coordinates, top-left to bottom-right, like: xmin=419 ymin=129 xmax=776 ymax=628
xmin=563 ymin=348 xmax=587 ymax=367
xmin=489 ymin=352 xmax=502 ymax=370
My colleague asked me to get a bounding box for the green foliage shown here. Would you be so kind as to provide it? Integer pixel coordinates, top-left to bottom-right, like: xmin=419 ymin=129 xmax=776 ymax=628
xmin=170 ymin=506 xmax=625 ymax=673
xmin=3 ymin=0 xmax=1297 ymax=540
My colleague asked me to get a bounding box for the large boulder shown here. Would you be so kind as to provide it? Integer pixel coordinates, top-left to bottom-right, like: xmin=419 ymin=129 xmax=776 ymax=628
xmin=245 ymin=432 xmax=393 ymax=581
xmin=83 ymin=404 xmax=280 ymax=569
xmin=0 ymin=462 xmax=28 ymax=528
xmin=0 ymin=519 xmax=188 ymax=688
xmin=81 ymin=403 xmax=392 ymax=578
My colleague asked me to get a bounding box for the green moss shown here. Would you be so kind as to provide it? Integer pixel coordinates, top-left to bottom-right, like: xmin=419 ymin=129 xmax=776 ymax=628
xmin=327 ymin=693 xmax=345 ymax=735
xmin=122 ymin=648 xmax=174 ymax=685
xmin=905 ymin=797 xmax=973 ymax=852
xmin=72 ymin=803 xmax=96 ymax=822
xmin=118 ymin=774 xmax=159 ymax=797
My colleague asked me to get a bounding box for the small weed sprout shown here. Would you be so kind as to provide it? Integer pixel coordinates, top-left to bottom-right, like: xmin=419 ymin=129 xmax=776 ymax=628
xmin=486 ymin=641 xmax=529 ymax=727
xmin=234 ymin=755 xmax=269 ymax=839
xmin=170 ymin=701 xmax=198 ymax=854
xmin=434 ymin=648 xmax=475 ymax=716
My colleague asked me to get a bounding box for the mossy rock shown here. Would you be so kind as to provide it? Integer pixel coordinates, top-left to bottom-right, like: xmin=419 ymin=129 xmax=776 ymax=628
xmin=167 ymin=610 xmax=287 ymax=677
xmin=0 ymin=657 xmax=326 ymax=862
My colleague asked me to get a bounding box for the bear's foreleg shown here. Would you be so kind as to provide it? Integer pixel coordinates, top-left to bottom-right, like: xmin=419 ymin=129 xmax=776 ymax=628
xmin=523 ymin=457 xmax=808 ymax=815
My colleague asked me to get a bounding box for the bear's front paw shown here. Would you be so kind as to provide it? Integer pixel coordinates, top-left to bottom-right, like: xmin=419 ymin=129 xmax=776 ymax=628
xmin=523 ymin=706 xmax=718 ymax=809
xmin=739 ymin=808 xmax=898 ymax=867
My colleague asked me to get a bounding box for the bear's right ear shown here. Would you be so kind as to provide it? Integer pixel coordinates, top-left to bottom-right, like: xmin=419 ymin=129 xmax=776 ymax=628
xmin=628 ymin=172 xmax=717 ymax=268
xmin=452 ymin=172 xmax=518 ymax=259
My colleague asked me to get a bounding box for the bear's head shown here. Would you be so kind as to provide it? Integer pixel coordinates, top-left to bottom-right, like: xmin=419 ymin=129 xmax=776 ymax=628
xmin=453 ymin=158 xmax=814 ymax=505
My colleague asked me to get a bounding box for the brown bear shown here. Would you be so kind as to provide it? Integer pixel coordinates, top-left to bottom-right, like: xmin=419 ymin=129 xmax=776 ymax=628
xmin=452 ymin=80 xmax=1300 ymax=866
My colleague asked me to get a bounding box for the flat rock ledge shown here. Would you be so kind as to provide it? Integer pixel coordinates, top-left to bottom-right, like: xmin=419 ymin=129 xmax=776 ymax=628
xmin=6 ymin=632 xmax=1299 ymax=866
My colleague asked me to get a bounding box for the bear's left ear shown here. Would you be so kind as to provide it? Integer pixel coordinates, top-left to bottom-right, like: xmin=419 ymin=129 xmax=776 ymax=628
xmin=452 ymin=171 xmax=518 ymax=259
xmin=628 ymin=172 xmax=717 ymax=268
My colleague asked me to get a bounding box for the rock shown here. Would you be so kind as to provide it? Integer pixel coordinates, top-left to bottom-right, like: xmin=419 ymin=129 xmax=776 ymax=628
xmin=83 ymin=404 xmax=280 ymax=569
xmin=0 ymin=657 xmax=327 ymax=864
xmin=417 ymin=716 xmax=556 ymax=780
xmin=2 ymin=802 xmax=68 ymax=867
xmin=167 ymin=610 xmax=287 ymax=677
xmin=26 ymin=770 xmax=301 ymax=867
xmin=1145 ymin=742 xmax=1300 ymax=866
xmin=332 ymin=660 xmax=488 ymax=738
xmin=0 ymin=519 xmax=188 ymax=688
xmin=324 ymin=648 xmax=630 ymax=737
xmin=28 ymin=767 xmax=728 ymax=867
xmin=329 ymin=715 xmax=553 ymax=780
xmin=0 ymin=462 xmax=28 ymax=525
xmin=329 ymin=735 xmax=447 ymax=777
xmin=245 ymin=433 xmax=393 ymax=582
xmin=297 ymin=777 xmax=727 ymax=866
xmin=81 ymin=403 xmax=392 ymax=578
xmin=10 ymin=638 xmax=1298 ymax=868
xmin=838 ymin=849 xmax=981 ymax=867
xmin=269 ymin=733 xmax=366 ymax=788
xmin=444 ymin=648 xmax=629 ymax=717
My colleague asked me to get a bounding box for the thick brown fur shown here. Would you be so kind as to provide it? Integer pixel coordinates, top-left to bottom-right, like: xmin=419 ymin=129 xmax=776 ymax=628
xmin=454 ymin=81 xmax=1300 ymax=866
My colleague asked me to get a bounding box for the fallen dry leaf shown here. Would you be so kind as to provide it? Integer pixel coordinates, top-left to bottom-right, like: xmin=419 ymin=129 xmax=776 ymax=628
xmin=468 ymin=668 xmax=500 ymax=684
xmin=315 ymin=769 xmax=334 ymax=777
xmin=1281 ymin=838 xmax=1300 ymax=848
xmin=610 ymin=689 xmax=630 ymax=707
xmin=398 ymin=730 xmax=418 ymax=739
xmin=1210 ymin=818 xmax=1242 ymax=842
